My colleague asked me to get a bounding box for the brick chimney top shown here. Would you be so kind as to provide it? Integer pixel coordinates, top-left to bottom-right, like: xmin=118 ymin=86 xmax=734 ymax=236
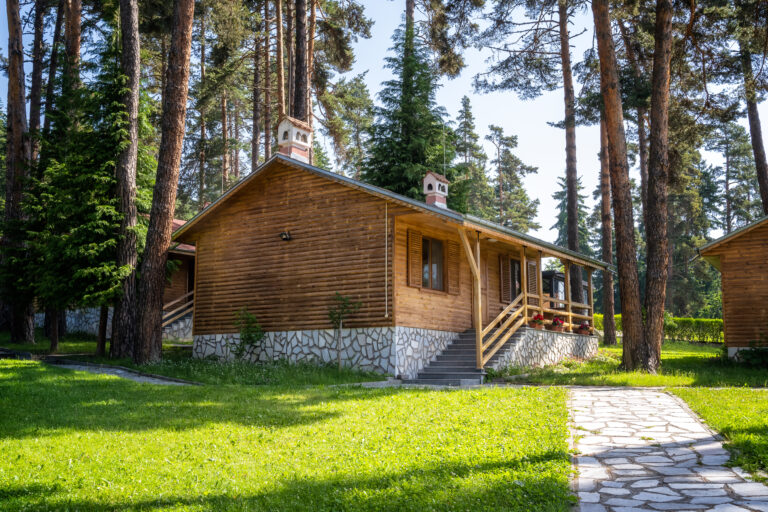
xmin=423 ymin=172 xmax=449 ymax=209
xmin=277 ymin=116 xmax=312 ymax=163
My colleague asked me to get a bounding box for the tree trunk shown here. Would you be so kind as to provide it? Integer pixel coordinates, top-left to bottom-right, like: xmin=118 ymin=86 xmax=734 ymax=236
xmin=740 ymin=45 xmax=768 ymax=215
xmin=592 ymin=0 xmax=644 ymax=368
xmin=292 ymin=0 xmax=308 ymax=121
xmin=49 ymin=308 xmax=59 ymax=354
xmin=558 ymin=0 xmax=582 ymax=307
xmin=221 ymin=92 xmax=229 ymax=189
xmin=287 ymin=0 xmax=295 ymax=115
xmin=43 ymin=0 xmax=65 ymax=139
xmin=134 ymin=0 xmax=195 ymax=364
xmin=111 ymin=0 xmax=141 ymax=361
xmin=64 ymin=0 xmax=81 ymax=80
xmin=29 ymin=0 xmax=47 ymax=164
xmin=199 ymin=11 xmax=207 ymax=210
xmin=307 ymin=0 xmax=316 ymax=163
xmin=264 ymin=0 xmax=272 ymax=158
xmin=638 ymin=108 xmax=649 ymax=224
xmin=4 ymin=0 xmax=35 ymax=345
xmin=643 ymin=0 xmax=673 ymax=374
xmin=97 ymin=305 xmax=108 ymax=357
xmin=276 ymin=0 xmax=286 ymax=117
xmin=725 ymin=142 xmax=732 ymax=233
xmin=600 ymin=118 xmax=617 ymax=346
xmin=234 ymin=102 xmax=241 ymax=179
xmin=252 ymin=31 xmax=261 ymax=171
xmin=161 ymin=34 xmax=168 ymax=106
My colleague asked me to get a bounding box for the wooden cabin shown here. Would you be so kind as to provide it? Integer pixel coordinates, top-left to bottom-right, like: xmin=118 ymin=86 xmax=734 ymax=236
xmin=172 ymin=116 xmax=607 ymax=379
xmin=698 ymin=216 xmax=768 ymax=356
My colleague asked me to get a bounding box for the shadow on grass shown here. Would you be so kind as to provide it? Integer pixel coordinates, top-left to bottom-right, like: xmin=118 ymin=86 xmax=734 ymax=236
xmin=0 ymin=361 xmax=419 ymax=439
xmin=0 ymin=455 xmax=574 ymax=512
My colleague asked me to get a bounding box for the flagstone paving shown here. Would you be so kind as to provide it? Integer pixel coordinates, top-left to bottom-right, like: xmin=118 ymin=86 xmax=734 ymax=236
xmin=570 ymin=387 xmax=768 ymax=512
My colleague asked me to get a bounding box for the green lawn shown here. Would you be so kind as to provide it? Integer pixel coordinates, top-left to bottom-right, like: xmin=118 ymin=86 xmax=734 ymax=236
xmin=671 ymin=387 xmax=768 ymax=477
xmin=510 ymin=341 xmax=768 ymax=388
xmin=0 ymin=360 xmax=575 ymax=511
xmin=0 ymin=329 xmax=103 ymax=355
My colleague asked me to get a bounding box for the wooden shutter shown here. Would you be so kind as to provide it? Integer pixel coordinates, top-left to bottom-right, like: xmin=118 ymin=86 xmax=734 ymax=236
xmin=527 ymin=260 xmax=539 ymax=306
xmin=447 ymin=240 xmax=460 ymax=295
xmin=499 ymin=254 xmax=511 ymax=303
xmin=407 ymin=229 xmax=422 ymax=288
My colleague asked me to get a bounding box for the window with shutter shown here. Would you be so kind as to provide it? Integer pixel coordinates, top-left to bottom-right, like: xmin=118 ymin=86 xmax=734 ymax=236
xmin=499 ymin=254 xmax=511 ymax=303
xmin=407 ymin=229 xmax=422 ymax=288
xmin=527 ymin=260 xmax=539 ymax=307
xmin=447 ymin=241 xmax=460 ymax=295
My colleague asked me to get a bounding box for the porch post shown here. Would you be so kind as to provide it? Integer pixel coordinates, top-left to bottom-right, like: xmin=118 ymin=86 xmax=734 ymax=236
xmin=537 ymin=251 xmax=544 ymax=313
xmin=520 ymin=246 xmax=527 ymax=323
xmin=587 ymin=267 xmax=594 ymax=326
xmin=564 ymin=261 xmax=573 ymax=331
xmin=458 ymin=228 xmax=483 ymax=369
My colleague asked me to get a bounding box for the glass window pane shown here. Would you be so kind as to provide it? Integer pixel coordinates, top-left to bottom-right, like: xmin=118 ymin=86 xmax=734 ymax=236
xmin=431 ymin=240 xmax=443 ymax=290
xmin=555 ymin=279 xmax=565 ymax=300
xmin=422 ymin=239 xmax=430 ymax=288
xmin=511 ymin=260 xmax=521 ymax=297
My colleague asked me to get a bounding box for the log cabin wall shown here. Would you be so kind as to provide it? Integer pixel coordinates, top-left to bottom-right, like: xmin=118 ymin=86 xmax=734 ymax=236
xmin=164 ymin=255 xmax=192 ymax=305
xmin=186 ymin=162 xmax=397 ymax=334
xmin=708 ymin=222 xmax=768 ymax=348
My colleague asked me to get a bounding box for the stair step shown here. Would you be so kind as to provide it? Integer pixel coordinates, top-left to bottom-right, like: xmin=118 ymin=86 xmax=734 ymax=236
xmin=428 ymin=360 xmax=477 ymax=368
xmin=402 ymin=378 xmax=482 ymax=386
xmin=419 ymin=366 xmax=482 ymax=374
xmin=416 ymin=371 xmax=485 ymax=380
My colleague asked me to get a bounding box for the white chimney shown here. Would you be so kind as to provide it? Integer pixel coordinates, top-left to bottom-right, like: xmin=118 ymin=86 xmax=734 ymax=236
xmin=423 ymin=171 xmax=449 ymax=209
xmin=277 ymin=116 xmax=312 ymax=163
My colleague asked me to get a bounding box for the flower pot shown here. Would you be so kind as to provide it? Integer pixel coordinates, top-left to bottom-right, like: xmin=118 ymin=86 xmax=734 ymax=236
xmin=549 ymin=325 xmax=564 ymax=333
xmin=576 ymin=329 xmax=592 ymax=336
xmin=529 ymin=322 xmax=544 ymax=330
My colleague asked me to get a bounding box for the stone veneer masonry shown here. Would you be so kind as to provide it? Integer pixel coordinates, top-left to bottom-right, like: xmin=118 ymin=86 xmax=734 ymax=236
xmin=488 ymin=327 xmax=598 ymax=371
xmin=34 ymin=308 xmax=192 ymax=341
xmin=193 ymin=326 xmax=457 ymax=379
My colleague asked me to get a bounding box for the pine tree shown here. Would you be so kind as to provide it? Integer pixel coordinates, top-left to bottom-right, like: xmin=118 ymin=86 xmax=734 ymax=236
xmin=361 ymin=23 xmax=452 ymax=200
xmin=453 ymin=96 xmax=494 ymax=218
xmin=552 ymin=176 xmax=591 ymax=254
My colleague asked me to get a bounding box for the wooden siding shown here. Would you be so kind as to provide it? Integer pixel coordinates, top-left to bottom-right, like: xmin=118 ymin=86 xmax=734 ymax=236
xmin=708 ymin=222 xmax=768 ymax=347
xmin=183 ymin=162 xmax=398 ymax=334
xmin=164 ymin=255 xmax=192 ymax=305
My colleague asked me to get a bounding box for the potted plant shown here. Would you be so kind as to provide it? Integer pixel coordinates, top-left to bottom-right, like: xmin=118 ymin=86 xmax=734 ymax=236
xmin=576 ymin=321 xmax=592 ymax=335
xmin=549 ymin=317 xmax=565 ymax=332
xmin=529 ymin=313 xmax=545 ymax=330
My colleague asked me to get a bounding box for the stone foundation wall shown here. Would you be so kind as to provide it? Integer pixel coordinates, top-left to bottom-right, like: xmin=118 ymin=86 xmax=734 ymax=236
xmin=193 ymin=326 xmax=460 ymax=378
xmin=163 ymin=314 xmax=193 ymax=341
xmin=489 ymin=327 xmax=598 ymax=370
xmin=34 ymin=307 xmax=113 ymax=337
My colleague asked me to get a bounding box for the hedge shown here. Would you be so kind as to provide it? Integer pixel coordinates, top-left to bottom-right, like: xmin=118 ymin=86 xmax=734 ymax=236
xmin=594 ymin=314 xmax=724 ymax=344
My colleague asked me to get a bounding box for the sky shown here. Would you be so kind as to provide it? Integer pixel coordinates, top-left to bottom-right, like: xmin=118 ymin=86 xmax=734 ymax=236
xmin=1 ymin=2 xmax=766 ymax=243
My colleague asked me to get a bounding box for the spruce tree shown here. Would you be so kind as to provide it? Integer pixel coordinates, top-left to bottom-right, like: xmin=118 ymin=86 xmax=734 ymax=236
xmin=552 ymin=176 xmax=592 ymax=255
xmin=361 ymin=23 xmax=453 ymax=200
xmin=453 ymin=96 xmax=494 ymax=219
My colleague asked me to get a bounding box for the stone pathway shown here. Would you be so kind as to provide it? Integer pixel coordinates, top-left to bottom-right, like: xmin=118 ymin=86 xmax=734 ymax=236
xmin=49 ymin=362 xmax=190 ymax=386
xmin=571 ymin=387 xmax=768 ymax=512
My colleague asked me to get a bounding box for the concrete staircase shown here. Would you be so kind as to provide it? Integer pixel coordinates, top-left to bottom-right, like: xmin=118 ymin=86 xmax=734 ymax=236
xmin=403 ymin=326 xmax=525 ymax=386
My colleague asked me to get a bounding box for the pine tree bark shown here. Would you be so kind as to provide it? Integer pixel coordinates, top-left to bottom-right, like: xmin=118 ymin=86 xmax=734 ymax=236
xmin=643 ymin=0 xmax=673 ymax=373
xmin=64 ymin=0 xmax=81 ymax=79
xmin=592 ymin=0 xmax=644 ymax=369
xmin=600 ymin=117 xmax=617 ymax=346
xmin=97 ymin=305 xmax=108 ymax=357
xmin=43 ymin=0 xmax=65 ymax=139
xmin=740 ymin=45 xmax=768 ymax=215
xmin=29 ymin=0 xmax=47 ymax=163
xmin=221 ymin=92 xmax=229 ymax=188
xmin=134 ymin=0 xmax=195 ymax=364
xmin=307 ymin=0 xmax=316 ymax=163
xmin=287 ymin=0 xmax=295 ymax=115
xmin=234 ymin=103 xmax=241 ymax=179
xmin=111 ymin=0 xmax=141 ymax=360
xmin=276 ymin=0 xmax=286 ymax=117
xmin=292 ymin=0 xmax=308 ymax=121
xmin=558 ymin=0 xmax=582 ymax=308
xmin=49 ymin=307 xmax=59 ymax=353
xmin=264 ymin=0 xmax=272 ymax=158
xmin=725 ymin=140 xmax=732 ymax=233
xmin=252 ymin=31 xmax=261 ymax=171
xmin=199 ymin=11 xmax=207 ymax=211
xmin=4 ymin=0 xmax=35 ymax=344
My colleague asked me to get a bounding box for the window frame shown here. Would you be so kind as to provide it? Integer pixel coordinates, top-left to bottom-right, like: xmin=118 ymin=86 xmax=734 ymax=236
xmin=421 ymin=236 xmax=446 ymax=292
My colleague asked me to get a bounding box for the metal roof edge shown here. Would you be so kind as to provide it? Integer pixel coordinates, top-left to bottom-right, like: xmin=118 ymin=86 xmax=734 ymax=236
xmin=697 ymin=215 xmax=768 ymax=254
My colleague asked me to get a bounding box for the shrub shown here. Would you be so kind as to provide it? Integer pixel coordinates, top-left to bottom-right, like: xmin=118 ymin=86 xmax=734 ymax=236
xmin=738 ymin=339 xmax=768 ymax=368
xmin=231 ymin=308 xmax=264 ymax=360
xmin=594 ymin=314 xmax=723 ymax=344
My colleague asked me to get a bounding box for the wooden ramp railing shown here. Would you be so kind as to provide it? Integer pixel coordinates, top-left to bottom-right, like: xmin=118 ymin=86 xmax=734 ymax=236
xmin=162 ymin=290 xmax=194 ymax=328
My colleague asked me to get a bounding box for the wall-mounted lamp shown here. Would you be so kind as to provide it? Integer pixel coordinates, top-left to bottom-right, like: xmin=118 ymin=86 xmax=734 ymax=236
xmin=280 ymin=231 xmax=292 ymax=241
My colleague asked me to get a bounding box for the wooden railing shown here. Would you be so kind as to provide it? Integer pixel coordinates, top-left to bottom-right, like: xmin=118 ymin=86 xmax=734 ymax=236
xmin=162 ymin=290 xmax=194 ymax=328
xmin=479 ymin=292 xmax=527 ymax=366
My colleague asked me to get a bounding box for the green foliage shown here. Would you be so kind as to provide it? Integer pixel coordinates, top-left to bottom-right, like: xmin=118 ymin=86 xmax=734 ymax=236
xmin=361 ymin=24 xmax=456 ymax=200
xmin=328 ymin=292 xmax=361 ymax=329
xmin=0 ymin=359 xmax=575 ymax=511
xmin=737 ymin=338 xmax=768 ymax=368
xmin=451 ymin=96 xmax=494 ymax=218
xmin=594 ymin=314 xmax=724 ymax=344
xmin=551 ymin=176 xmax=592 ymax=256
xmin=231 ymin=308 xmax=264 ymax=360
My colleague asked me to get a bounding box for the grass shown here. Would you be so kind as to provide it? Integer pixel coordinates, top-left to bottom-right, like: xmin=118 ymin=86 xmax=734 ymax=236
xmin=0 ymin=329 xmax=104 ymax=355
xmin=507 ymin=341 xmax=768 ymax=388
xmin=671 ymin=387 xmax=768 ymax=478
xmin=0 ymin=360 xmax=575 ymax=511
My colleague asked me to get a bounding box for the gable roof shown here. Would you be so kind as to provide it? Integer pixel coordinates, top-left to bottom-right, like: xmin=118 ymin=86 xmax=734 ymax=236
xmin=173 ymin=154 xmax=610 ymax=270
xmin=698 ymin=216 xmax=768 ymax=255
